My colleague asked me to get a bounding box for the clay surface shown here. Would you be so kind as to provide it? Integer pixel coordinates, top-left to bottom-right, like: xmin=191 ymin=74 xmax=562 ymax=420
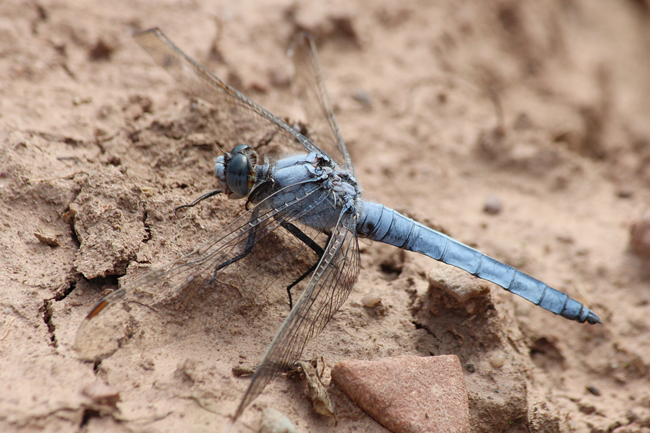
xmin=2 ymin=1 xmax=650 ymax=432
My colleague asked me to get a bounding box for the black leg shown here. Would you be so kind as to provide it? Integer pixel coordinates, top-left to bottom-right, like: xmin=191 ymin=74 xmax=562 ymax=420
xmin=246 ymin=179 xmax=274 ymax=210
xmin=209 ymin=208 xmax=260 ymax=283
xmin=206 ymin=216 xmax=326 ymax=309
xmin=174 ymin=189 xmax=222 ymax=213
xmin=284 ymin=262 xmax=319 ymax=310
xmin=280 ymin=222 xmax=327 ymax=310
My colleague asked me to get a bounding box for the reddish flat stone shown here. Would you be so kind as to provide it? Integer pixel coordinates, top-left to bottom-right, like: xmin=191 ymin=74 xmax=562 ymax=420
xmin=331 ymin=355 xmax=468 ymax=433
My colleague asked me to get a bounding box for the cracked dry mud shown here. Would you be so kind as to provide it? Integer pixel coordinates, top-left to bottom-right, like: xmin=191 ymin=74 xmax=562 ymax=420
xmin=2 ymin=1 xmax=650 ymax=432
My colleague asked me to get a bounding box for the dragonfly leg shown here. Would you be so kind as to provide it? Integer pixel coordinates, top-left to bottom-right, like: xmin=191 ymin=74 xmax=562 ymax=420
xmin=280 ymin=222 xmax=327 ymax=310
xmin=285 ymin=263 xmax=319 ymax=310
xmin=246 ymin=179 xmax=274 ymax=210
xmin=174 ymin=189 xmax=222 ymax=213
xmin=209 ymin=210 xmax=260 ymax=283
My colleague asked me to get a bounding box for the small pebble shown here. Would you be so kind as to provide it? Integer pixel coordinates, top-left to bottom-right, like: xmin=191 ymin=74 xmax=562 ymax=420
xmin=34 ymin=230 xmax=59 ymax=247
xmin=483 ymin=195 xmax=502 ymax=215
xmin=232 ymin=366 xmax=254 ymax=377
xmin=586 ymin=385 xmax=601 ymax=396
xmin=352 ymin=89 xmax=372 ymax=108
xmin=361 ymin=292 xmax=382 ymax=308
xmin=489 ymin=352 xmax=505 ymax=368
xmin=140 ymin=186 xmax=154 ymax=197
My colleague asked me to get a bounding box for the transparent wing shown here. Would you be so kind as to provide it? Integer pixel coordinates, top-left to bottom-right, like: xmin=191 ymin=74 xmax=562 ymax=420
xmin=134 ymin=28 xmax=329 ymax=158
xmin=75 ymin=181 xmax=333 ymax=361
xmin=291 ymin=32 xmax=355 ymax=175
xmin=233 ymin=209 xmax=361 ymax=421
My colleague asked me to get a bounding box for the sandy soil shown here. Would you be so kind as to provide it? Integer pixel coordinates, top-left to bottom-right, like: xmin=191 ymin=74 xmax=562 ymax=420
xmin=2 ymin=0 xmax=650 ymax=432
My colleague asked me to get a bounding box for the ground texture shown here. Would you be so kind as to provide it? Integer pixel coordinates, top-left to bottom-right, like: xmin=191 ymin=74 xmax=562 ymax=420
xmin=2 ymin=0 xmax=650 ymax=432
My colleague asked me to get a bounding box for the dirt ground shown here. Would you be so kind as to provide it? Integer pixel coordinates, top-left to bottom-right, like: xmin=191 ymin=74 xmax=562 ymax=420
xmin=2 ymin=0 xmax=650 ymax=432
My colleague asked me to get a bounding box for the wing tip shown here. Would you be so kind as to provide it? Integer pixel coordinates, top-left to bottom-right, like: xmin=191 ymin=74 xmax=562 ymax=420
xmin=133 ymin=26 xmax=162 ymax=38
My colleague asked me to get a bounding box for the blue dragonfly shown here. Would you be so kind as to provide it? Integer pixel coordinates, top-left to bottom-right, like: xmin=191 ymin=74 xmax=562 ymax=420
xmin=75 ymin=28 xmax=600 ymax=423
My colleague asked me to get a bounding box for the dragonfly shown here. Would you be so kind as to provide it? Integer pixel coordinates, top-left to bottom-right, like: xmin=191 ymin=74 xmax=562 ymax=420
xmin=75 ymin=27 xmax=601 ymax=424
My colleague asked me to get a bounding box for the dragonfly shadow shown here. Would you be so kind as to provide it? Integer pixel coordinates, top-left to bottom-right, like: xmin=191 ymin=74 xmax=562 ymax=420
xmin=75 ymin=215 xmax=328 ymax=364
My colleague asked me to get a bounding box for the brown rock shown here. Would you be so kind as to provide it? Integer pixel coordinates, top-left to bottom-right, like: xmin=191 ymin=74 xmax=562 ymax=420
xmin=331 ymin=355 xmax=469 ymax=433
xmin=428 ymin=265 xmax=491 ymax=304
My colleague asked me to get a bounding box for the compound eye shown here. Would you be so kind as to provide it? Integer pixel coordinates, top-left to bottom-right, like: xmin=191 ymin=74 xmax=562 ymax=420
xmin=231 ymin=144 xmax=258 ymax=167
xmin=225 ymin=153 xmax=254 ymax=198
xmin=231 ymin=144 xmax=250 ymax=154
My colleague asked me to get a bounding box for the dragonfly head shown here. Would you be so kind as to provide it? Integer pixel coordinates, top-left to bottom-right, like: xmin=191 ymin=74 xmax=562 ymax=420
xmin=214 ymin=144 xmax=259 ymax=199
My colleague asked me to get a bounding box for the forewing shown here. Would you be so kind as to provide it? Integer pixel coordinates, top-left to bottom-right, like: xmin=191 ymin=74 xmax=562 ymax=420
xmin=75 ymin=182 xmax=332 ymax=361
xmin=291 ymin=33 xmax=355 ymax=175
xmin=233 ymin=209 xmax=361 ymax=421
xmin=134 ymin=28 xmax=327 ymax=157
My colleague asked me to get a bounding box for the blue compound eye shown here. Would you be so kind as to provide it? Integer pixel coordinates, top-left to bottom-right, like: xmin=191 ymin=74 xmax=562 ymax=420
xmin=226 ymin=152 xmax=255 ymax=198
xmin=231 ymin=144 xmax=250 ymax=154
